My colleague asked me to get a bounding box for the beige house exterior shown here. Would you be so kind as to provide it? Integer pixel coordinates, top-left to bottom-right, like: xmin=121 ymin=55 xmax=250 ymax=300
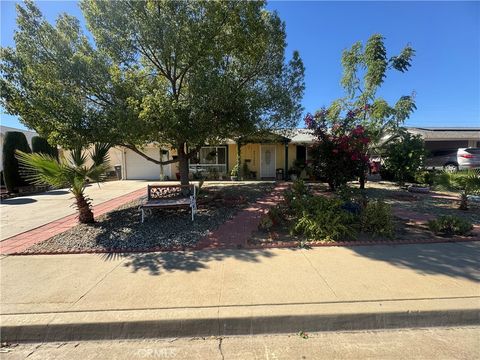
xmin=117 ymin=127 xmax=480 ymax=181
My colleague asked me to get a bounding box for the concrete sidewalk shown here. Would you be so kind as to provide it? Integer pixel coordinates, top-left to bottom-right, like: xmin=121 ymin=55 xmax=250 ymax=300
xmin=0 ymin=180 xmax=150 ymax=240
xmin=1 ymin=242 xmax=479 ymax=341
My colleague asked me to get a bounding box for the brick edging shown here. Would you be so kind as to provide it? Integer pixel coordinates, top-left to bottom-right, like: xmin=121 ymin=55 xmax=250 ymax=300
xmin=5 ymin=236 xmax=479 ymax=256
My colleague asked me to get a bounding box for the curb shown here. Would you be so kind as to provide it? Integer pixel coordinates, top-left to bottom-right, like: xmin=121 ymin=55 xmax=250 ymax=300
xmin=2 ymin=298 xmax=479 ymax=342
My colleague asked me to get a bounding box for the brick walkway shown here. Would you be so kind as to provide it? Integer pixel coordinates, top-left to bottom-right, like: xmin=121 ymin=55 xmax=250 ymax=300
xmin=0 ymin=188 xmax=146 ymax=255
xmin=195 ymin=183 xmax=289 ymax=250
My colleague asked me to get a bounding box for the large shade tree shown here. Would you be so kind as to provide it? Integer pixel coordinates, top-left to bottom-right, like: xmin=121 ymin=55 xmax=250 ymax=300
xmin=1 ymin=1 xmax=305 ymax=185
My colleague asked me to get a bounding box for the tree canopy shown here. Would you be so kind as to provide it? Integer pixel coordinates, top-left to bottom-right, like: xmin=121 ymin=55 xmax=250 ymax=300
xmin=324 ymin=34 xmax=416 ymax=148
xmin=1 ymin=0 xmax=305 ymax=184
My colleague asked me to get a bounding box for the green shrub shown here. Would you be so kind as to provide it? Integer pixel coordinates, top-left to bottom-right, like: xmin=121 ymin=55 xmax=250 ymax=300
xmin=2 ymin=131 xmax=31 ymax=192
xmin=290 ymin=196 xmax=357 ymax=241
xmin=360 ymin=200 xmax=395 ymax=238
xmin=267 ymin=205 xmax=286 ymax=225
xmin=291 ymin=179 xmax=309 ymax=196
xmin=31 ymin=136 xmax=58 ymax=159
xmin=428 ymin=216 xmax=473 ymax=236
xmin=414 ymin=170 xmax=435 ymax=186
xmin=382 ymin=132 xmax=426 ymax=184
xmin=434 ymin=169 xmax=480 ymax=210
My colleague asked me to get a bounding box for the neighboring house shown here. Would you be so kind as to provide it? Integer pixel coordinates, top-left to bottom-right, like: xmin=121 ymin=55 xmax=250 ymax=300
xmin=407 ymin=127 xmax=480 ymax=152
xmin=0 ymin=125 xmax=38 ymax=172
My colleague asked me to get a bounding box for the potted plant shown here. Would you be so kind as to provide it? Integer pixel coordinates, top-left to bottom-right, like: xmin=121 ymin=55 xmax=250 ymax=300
xmin=230 ymin=163 xmax=239 ymax=181
xmin=288 ymin=167 xmax=298 ymax=181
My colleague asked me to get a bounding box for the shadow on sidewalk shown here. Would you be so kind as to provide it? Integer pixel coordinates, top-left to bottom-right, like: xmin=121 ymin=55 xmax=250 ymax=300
xmin=351 ymin=241 xmax=480 ymax=282
xmin=101 ymin=248 xmax=278 ymax=276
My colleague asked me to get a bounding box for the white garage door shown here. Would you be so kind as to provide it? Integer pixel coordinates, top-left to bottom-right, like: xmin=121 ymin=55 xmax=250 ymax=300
xmin=125 ymin=148 xmax=171 ymax=180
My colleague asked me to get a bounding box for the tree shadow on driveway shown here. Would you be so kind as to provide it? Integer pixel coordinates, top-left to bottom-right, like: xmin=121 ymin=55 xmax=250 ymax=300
xmin=0 ymin=197 xmax=37 ymax=205
xmin=101 ymin=248 xmax=279 ymax=276
xmin=350 ymin=241 xmax=480 ymax=282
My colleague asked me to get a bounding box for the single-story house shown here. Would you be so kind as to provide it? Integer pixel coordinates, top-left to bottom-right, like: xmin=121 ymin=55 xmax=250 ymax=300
xmin=118 ymin=127 xmax=480 ymax=180
xmin=407 ymin=127 xmax=480 ymax=152
xmin=119 ymin=129 xmax=316 ymax=180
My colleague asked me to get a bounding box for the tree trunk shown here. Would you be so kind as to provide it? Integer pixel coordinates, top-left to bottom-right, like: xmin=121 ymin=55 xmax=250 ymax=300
xmin=236 ymin=142 xmax=242 ymax=178
xmin=359 ymin=172 xmax=366 ymax=190
xmin=459 ymin=193 xmax=468 ymax=210
xmin=75 ymin=192 xmax=94 ymax=224
xmin=177 ymin=144 xmax=190 ymax=186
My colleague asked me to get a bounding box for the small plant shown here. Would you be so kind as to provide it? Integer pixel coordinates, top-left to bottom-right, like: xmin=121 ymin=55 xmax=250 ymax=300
xmin=434 ymin=169 xmax=480 ymax=210
xmin=360 ymin=200 xmax=395 ymax=238
xmin=290 ymin=196 xmax=357 ymax=241
xmin=291 ymin=179 xmax=309 ymax=196
xmin=258 ymin=215 xmax=273 ymax=231
xmin=428 ymin=215 xmax=473 ymax=236
xmin=414 ymin=170 xmax=435 ymax=186
xmin=297 ymin=331 xmax=309 ymax=339
xmin=267 ymin=205 xmax=287 ymax=225
xmin=230 ymin=163 xmax=239 ymax=180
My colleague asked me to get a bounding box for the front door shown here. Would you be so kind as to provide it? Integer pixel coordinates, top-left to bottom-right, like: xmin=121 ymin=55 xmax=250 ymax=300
xmin=260 ymin=145 xmax=276 ymax=178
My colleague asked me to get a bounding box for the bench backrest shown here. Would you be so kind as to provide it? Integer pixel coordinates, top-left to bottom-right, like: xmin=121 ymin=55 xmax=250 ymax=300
xmin=147 ymin=184 xmax=196 ymax=201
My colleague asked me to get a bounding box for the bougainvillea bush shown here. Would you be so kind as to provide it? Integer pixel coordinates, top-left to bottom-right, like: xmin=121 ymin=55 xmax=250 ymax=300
xmin=305 ymin=109 xmax=371 ymax=190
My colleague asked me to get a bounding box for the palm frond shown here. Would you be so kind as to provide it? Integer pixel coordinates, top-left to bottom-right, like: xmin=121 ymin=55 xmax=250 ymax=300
xmin=435 ymin=169 xmax=480 ymax=195
xmin=87 ymin=163 xmax=111 ymax=183
xmin=16 ymin=150 xmax=71 ymax=188
xmin=90 ymin=143 xmax=111 ymax=168
xmin=69 ymin=145 xmax=87 ymax=167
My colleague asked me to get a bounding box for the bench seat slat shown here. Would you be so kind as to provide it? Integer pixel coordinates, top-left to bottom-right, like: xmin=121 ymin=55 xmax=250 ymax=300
xmin=141 ymin=184 xmax=197 ymax=223
xmin=142 ymin=198 xmax=190 ymax=207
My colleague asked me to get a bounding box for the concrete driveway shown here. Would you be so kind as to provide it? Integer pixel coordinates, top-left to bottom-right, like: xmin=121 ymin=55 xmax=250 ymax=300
xmin=0 ymin=180 xmax=150 ymax=240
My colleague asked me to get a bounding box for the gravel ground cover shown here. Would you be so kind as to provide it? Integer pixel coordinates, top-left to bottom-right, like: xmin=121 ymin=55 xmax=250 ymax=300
xmin=250 ymin=180 xmax=479 ymax=247
xmin=22 ymin=182 xmax=274 ymax=253
xmin=365 ymin=181 xmax=480 ymax=224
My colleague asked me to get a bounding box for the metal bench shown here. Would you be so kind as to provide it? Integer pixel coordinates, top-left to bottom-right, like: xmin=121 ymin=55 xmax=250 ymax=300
xmin=140 ymin=184 xmax=197 ymax=223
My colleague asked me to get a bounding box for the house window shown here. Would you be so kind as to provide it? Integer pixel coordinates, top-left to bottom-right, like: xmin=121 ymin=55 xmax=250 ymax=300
xmin=190 ymin=146 xmax=227 ymax=176
xmin=198 ymin=146 xmax=226 ymax=165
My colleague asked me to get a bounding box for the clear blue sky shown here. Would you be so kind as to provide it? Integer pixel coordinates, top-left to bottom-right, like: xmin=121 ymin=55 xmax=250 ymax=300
xmin=1 ymin=1 xmax=479 ymax=130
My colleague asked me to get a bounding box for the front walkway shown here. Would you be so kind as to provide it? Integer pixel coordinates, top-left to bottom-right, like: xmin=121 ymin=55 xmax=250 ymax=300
xmin=196 ymin=182 xmax=288 ymax=250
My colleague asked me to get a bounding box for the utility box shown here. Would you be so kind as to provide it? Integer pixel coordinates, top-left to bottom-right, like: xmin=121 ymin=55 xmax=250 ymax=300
xmin=114 ymin=165 xmax=122 ymax=180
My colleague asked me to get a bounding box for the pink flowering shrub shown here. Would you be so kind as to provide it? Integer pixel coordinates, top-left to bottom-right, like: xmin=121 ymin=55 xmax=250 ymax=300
xmin=305 ymin=109 xmax=371 ymax=190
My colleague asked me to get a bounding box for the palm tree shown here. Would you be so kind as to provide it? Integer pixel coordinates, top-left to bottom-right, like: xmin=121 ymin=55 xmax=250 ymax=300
xmin=16 ymin=143 xmax=111 ymax=223
xmin=435 ymin=169 xmax=480 ymax=210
